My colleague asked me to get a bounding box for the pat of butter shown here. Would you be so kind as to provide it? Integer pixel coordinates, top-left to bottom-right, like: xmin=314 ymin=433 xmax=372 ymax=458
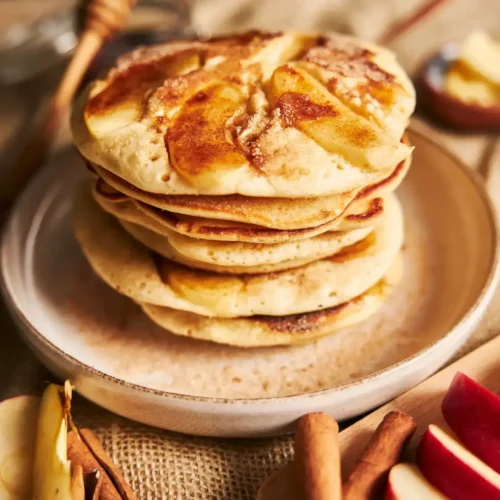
xmin=444 ymin=32 xmax=500 ymax=106
xmin=460 ymin=31 xmax=500 ymax=86
xmin=445 ymin=63 xmax=500 ymax=106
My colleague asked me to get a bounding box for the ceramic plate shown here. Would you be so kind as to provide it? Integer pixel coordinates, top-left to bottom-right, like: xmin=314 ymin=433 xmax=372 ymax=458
xmin=1 ymin=129 xmax=498 ymax=437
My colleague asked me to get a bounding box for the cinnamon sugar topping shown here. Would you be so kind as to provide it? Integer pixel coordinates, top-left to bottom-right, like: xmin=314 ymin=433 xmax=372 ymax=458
xmin=277 ymin=92 xmax=339 ymax=127
xmin=77 ymin=31 xmax=414 ymax=196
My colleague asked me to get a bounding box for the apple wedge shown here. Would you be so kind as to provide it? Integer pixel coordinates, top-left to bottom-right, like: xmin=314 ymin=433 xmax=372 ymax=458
xmin=33 ymin=382 xmax=73 ymax=500
xmin=417 ymin=424 xmax=500 ymax=499
xmin=0 ymin=395 xmax=40 ymax=499
xmin=386 ymin=463 xmax=446 ymax=499
xmin=84 ymin=49 xmax=201 ymax=135
xmin=167 ymin=82 xmax=248 ymax=189
xmin=442 ymin=371 xmax=500 ymax=473
xmin=268 ymin=64 xmax=410 ymax=172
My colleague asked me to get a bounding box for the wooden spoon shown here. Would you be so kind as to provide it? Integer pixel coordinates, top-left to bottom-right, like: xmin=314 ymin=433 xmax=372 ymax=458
xmin=1 ymin=0 xmax=135 ymax=205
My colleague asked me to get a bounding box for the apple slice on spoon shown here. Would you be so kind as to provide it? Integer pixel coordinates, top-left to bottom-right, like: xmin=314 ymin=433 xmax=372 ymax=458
xmin=386 ymin=463 xmax=446 ymax=499
xmin=418 ymin=424 xmax=500 ymax=500
xmin=442 ymin=371 xmax=500 ymax=473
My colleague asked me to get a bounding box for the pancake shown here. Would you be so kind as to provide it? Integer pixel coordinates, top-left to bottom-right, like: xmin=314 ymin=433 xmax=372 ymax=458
xmin=72 ymin=31 xmax=414 ymax=197
xmin=90 ymin=136 xmax=411 ymax=230
xmin=140 ymin=256 xmax=402 ymax=347
xmin=71 ymin=186 xmax=403 ymax=318
xmin=92 ymin=176 xmax=397 ymax=245
xmin=118 ymin=218 xmax=373 ymax=274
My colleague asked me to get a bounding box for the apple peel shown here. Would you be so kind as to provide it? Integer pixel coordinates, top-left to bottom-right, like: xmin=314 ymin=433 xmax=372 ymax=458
xmin=442 ymin=371 xmax=500 ymax=473
xmin=417 ymin=424 xmax=500 ymax=500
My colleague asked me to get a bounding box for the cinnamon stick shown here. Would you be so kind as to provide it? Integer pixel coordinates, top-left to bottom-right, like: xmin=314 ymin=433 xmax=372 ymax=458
xmin=80 ymin=429 xmax=137 ymax=500
xmin=294 ymin=412 xmax=341 ymax=500
xmin=343 ymin=410 xmax=416 ymax=500
xmin=67 ymin=430 xmax=122 ymax=500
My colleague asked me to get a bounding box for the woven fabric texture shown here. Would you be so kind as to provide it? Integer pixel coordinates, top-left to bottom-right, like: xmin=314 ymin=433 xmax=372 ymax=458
xmin=73 ymin=399 xmax=293 ymax=500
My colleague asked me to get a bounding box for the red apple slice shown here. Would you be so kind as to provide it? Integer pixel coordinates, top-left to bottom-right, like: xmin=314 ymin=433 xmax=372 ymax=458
xmin=386 ymin=463 xmax=446 ymax=499
xmin=442 ymin=371 xmax=500 ymax=473
xmin=417 ymin=424 xmax=500 ymax=499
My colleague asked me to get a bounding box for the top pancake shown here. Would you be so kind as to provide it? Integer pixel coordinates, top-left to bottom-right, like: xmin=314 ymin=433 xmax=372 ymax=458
xmin=72 ymin=31 xmax=414 ymax=197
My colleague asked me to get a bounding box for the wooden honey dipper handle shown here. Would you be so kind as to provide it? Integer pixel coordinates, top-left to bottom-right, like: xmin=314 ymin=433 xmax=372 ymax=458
xmin=1 ymin=0 xmax=135 ymax=206
xmin=83 ymin=0 xmax=136 ymax=38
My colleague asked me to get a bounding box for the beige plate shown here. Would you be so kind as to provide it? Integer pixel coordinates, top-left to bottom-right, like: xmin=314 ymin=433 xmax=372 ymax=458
xmin=0 ymin=128 xmax=498 ymax=437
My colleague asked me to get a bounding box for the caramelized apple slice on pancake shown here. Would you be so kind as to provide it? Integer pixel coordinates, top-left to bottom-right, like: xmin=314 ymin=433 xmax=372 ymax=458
xmin=268 ymin=64 xmax=410 ymax=173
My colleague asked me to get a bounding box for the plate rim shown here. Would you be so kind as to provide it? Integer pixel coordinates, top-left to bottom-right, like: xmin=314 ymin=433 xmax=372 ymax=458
xmin=1 ymin=128 xmax=499 ymax=405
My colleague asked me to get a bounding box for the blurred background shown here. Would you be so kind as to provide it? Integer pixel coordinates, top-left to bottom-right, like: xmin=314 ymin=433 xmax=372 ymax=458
xmin=0 ymin=0 xmax=498 ymax=183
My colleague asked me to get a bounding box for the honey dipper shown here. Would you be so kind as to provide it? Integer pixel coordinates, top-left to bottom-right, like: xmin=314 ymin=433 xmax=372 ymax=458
xmin=1 ymin=0 xmax=135 ymax=205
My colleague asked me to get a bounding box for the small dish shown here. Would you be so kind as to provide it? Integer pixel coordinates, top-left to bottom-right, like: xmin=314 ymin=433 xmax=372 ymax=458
xmin=418 ymin=42 xmax=500 ymax=130
xmin=1 ymin=128 xmax=499 ymax=437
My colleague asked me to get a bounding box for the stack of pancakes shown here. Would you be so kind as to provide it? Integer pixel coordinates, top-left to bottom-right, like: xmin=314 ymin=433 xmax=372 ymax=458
xmin=70 ymin=31 xmax=415 ymax=347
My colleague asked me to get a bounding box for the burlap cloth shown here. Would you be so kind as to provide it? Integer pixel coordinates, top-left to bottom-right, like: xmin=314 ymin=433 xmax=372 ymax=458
xmin=1 ymin=1 xmax=500 ymax=498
